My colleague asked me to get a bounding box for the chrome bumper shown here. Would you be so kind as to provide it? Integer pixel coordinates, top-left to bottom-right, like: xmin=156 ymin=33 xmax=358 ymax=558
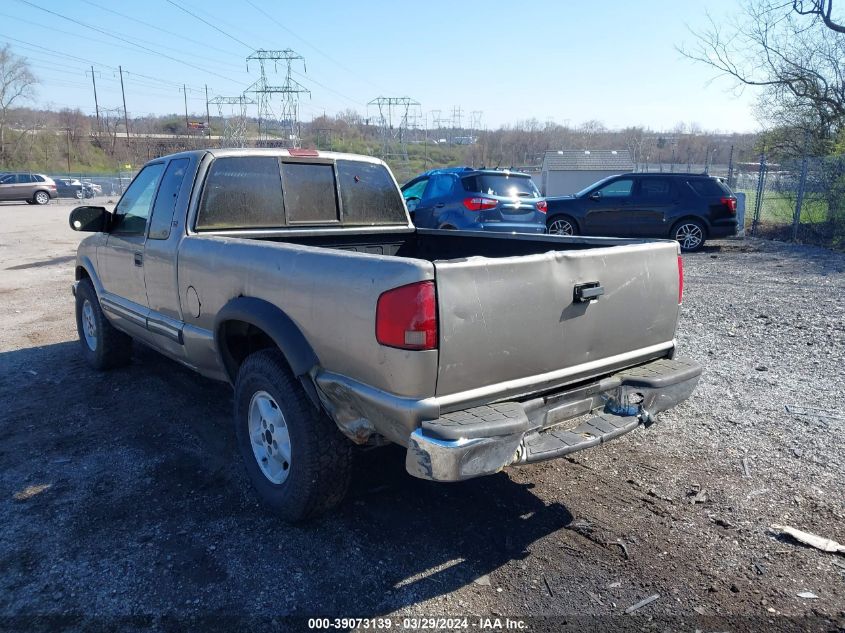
xmin=405 ymin=357 xmax=702 ymax=482
xmin=405 ymin=430 xmax=523 ymax=482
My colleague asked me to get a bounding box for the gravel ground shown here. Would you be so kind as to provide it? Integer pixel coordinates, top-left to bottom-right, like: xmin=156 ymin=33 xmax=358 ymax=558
xmin=0 ymin=200 xmax=844 ymax=631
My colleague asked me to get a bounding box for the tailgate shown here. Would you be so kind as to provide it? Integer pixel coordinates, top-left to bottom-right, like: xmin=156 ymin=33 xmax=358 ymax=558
xmin=434 ymin=241 xmax=681 ymax=400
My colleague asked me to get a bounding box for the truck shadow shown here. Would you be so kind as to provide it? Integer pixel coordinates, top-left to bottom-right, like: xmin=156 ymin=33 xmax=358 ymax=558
xmin=0 ymin=339 xmax=574 ymax=618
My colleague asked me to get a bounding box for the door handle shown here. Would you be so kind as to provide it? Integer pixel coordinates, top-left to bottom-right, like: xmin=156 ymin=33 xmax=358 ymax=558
xmin=435 ymin=202 xmax=445 ymax=208
xmin=574 ymin=282 xmax=604 ymax=303
xmin=134 ymin=252 xmax=143 ymax=267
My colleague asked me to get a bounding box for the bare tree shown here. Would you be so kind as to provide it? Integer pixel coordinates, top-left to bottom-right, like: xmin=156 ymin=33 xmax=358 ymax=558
xmin=679 ymin=1 xmax=845 ymax=140
xmin=0 ymin=45 xmax=37 ymax=165
xmin=794 ymin=0 xmax=845 ymax=33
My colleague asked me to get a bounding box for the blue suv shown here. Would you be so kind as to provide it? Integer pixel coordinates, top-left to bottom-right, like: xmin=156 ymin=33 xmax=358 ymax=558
xmin=401 ymin=167 xmax=547 ymax=233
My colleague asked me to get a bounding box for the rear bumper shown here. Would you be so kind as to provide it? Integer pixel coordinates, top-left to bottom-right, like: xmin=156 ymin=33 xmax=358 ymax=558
xmin=405 ymin=357 xmax=701 ymax=481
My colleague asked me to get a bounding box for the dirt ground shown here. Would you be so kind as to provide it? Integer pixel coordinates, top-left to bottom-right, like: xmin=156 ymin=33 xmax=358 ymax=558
xmin=1 ymin=199 xmax=843 ymax=632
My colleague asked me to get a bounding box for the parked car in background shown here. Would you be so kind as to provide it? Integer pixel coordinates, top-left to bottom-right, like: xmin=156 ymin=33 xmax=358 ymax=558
xmin=545 ymin=172 xmax=738 ymax=252
xmin=0 ymin=172 xmax=58 ymax=205
xmin=54 ymin=178 xmax=90 ymax=199
xmin=401 ymin=167 xmax=547 ymax=233
xmin=82 ymin=181 xmax=102 ymax=197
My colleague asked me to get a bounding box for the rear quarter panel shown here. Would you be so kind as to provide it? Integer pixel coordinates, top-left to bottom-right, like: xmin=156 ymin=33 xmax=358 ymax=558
xmin=177 ymin=236 xmax=438 ymax=398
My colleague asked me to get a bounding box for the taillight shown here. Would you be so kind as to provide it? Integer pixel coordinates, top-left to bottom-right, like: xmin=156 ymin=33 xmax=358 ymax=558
xmin=721 ymin=196 xmax=737 ymax=213
xmin=677 ymin=255 xmax=684 ymax=304
xmin=462 ymin=197 xmax=498 ymax=211
xmin=376 ymin=281 xmax=437 ymax=350
xmin=536 ymin=200 xmax=547 ymax=213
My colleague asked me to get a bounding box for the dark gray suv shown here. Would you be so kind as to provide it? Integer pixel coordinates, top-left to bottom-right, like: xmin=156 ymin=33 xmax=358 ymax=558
xmin=0 ymin=172 xmax=58 ymax=204
xmin=401 ymin=167 xmax=547 ymax=233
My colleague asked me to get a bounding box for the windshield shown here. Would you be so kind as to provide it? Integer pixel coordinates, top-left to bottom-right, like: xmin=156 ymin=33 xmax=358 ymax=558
xmin=462 ymin=174 xmax=540 ymax=198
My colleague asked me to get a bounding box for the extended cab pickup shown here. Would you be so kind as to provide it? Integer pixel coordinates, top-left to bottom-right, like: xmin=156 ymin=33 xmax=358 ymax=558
xmin=70 ymin=149 xmax=701 ymax=522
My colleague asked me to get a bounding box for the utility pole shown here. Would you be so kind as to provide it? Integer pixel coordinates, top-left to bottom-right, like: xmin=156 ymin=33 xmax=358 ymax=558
xmin=727 ymin=144 xmax=735 ymax=187
xmin=88 ymin=66 xmax=101 ymax=134
xmin=65 ymin=128 xmax=71 ymax=172
xmin=205 ymin=84 xmax=211 ymax=133
xmin=119 ymin=66 xmax=130 ymax=139
xmin=183 ymin=84 xmax=189 ymax=135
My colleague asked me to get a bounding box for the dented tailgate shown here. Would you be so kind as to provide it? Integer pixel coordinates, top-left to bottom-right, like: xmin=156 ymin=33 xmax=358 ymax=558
xmin=434 ymin=241 xmax=681 ymax=401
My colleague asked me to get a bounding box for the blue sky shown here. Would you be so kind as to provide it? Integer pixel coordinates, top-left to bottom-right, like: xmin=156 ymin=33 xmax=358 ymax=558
xmin=1 ymin=0 xmax=757 ymax=131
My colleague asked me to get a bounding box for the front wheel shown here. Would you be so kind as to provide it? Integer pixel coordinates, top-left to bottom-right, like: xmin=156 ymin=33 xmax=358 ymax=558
xmin=75 ymin=278 xmax=132 ymax=369
xmin=33 ymin=191 xmax=51 ymax=205
xmin=75 ymin=190 xmax=84 ymax=199
xmin=672 ymin=219 xmax=707 ymax=252
xmin=547 ymin=215 xmax=578 ymax=236
xmin=234 ymin=349 xmax=352 ymax=522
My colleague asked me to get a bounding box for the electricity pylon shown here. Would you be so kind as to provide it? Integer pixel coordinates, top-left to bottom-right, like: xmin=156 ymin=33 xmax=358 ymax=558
xmin=209 ymin=95 xmax=255 ymax=148
xmin=246 ymin=49 xmax=310 ymax=147
xmin=367 ymin=96 xmax=422 ymax=161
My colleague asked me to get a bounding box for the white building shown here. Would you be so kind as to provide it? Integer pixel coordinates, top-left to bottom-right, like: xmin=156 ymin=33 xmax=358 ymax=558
xmin=539 ymin=149 xmax=635 ymax=197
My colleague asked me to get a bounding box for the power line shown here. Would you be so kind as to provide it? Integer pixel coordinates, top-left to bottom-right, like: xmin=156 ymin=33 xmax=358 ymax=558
xmin=164 ymin=0 xmax=252 ymax=50
xmin=243 ymin=0 xmax=385 ymax=94
xmin=81 ymin=0 xmax=245 ymax=61
xmin=159 ymin=0 xmax=366 ymax=108
xmin=16 ymin=0 xmax=244 ymax=85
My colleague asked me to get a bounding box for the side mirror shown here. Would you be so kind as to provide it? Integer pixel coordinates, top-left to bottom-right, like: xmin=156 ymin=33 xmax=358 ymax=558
xmin=405 ymin=196 xmax=420 ymax=212
xmin=69 ymin=205 xmax=109 ymax=232
xmin=589 ymin=191 xmax=602 ymax=201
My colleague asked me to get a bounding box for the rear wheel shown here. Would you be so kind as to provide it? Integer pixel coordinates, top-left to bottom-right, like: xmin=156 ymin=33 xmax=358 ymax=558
xmin=234 ymin=349 xmax=352 ymax=522
xmin=672 ymin=219 xmax=707 ymax=252
xmin=33 ymin=191 xmax=50 ymax=205
xmin=547 ymin=215 xmax=577 ymax=236
xmin=74 ymin=189 xmax=84 ymax=199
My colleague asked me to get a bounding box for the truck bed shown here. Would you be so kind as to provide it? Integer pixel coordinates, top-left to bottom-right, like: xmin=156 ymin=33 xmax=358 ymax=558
xmin=220 ymin=228 xmax=682 ymax=404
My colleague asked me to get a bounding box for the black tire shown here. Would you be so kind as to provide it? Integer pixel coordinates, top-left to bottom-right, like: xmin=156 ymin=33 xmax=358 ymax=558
xmin=75 ymin=278 xmax=132 ymax=369
xmin=75 ymin=189 xmax=84 ymax=199
xmin=234 ymin=349 xmax=352 ymax=523
xmin=547 ymin=214 xmax=578 ymax=236
xmin=33 ymin=190 xmax=51 ymax=205
xmin=671 ymin=218 xmax=707 ymax=252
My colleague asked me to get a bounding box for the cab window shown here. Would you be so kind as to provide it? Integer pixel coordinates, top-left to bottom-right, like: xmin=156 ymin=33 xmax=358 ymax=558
xmin=113 ymin=163 xmax=165 ymax=235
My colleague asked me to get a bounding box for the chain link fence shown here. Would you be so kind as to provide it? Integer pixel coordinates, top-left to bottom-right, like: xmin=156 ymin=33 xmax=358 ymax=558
xmin=730 ymin=155 xmax=844 ymax=249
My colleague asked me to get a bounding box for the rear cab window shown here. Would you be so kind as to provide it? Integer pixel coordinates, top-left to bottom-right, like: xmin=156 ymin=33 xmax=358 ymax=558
xmin=196 ymin=155 xmax=407 ymax=230
xmin=462 ymin=173 xmax=540 ymax=198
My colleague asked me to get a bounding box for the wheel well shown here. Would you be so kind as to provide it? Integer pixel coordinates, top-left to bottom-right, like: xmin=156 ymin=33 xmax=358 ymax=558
xmin=670 ymin=216 xmax=709 ymax=238
xmin=75 ymin=266 xmax=91 ymax=281
xmin=218 ymin=320 xmax=276 ymax=380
